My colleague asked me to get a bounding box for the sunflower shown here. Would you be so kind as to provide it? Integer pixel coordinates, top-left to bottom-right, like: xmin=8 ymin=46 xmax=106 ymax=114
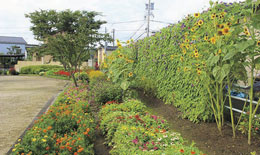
xmin=198 ymin=20 xmax=204 ymax=26
xmin=218 ymin=49 xmax=222 ymax=54
xmin=244 ymin=27 xmax=248 ymax=32
xmin=128 ymin=72 xmax=133 ymax=77
xmin=185 ymin=39 xmax=189 ymax=43
xmin=197 ymin=68 xmax=201 ymax=75
xmin=180 ymin=56 xmax=184 ymax=62
xmin=227 ymin=22 xmax=232 ymax=26
xmin=183 ymin=49 xmax=187 ymax=54
xmin=222 ymin=27 xmax=230 ymax=35
xmin=191 ymin=27 xmax=195 ymax=32
xmin=217 ymin=30 xmax=223 ymax=36
xmin=194 ymin=13 xmax=200 ymax=18
xmin=126 ymin=40 xmax=130 ymax=44
xmin=186 ymin=44 xmax=190 ymax=49
xmin=210 ymin=37 xmax=216 ymax=44
xmin=211 ymin=13 xmax=216 ymax=19
xmin=245 ymin=31 xmax=250 ymax=36
xmin=194 ymin=49 xmax=198 ymax=54
xmin=257 ymin=41 xmax=260 ymax=46
xmin=118 ymin=54 xmax=123 ymax=58
xmin=195 ymin=53 xmax=199 ymax=58
xmin=204 ymin=36 xmax=208 ymax=41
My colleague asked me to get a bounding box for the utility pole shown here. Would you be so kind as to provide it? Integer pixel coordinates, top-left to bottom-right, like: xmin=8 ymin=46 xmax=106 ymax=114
xmin=104 ymin=27 xmax=107 ymax=55
xmin=147 ymin=0 xmax=151 ymax=37
xmin=146 ymin=0 xmax=154 ymax=37
xmin=112 ymin=29 xmax=115 ymax=46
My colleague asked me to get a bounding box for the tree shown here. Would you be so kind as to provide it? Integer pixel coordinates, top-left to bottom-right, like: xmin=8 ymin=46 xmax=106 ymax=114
xmin=26 ymin=10 xmax=111 ymax=86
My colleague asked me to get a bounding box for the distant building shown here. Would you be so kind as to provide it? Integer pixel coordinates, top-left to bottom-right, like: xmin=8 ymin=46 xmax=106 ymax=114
xmin=97 ymin=45 xmax=118 ymax=65
xmin=0 ymin=36 xmax=27 ymax=57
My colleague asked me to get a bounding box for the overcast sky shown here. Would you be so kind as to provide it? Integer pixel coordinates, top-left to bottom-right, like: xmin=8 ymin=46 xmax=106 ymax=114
xmin=0 ymin=0 xmax=241 ymax=45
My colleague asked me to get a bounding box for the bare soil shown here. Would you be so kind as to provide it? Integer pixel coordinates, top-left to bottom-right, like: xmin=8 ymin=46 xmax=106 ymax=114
xmin=0 ymin=76 xmax=68 ymax=155
xmin=137 ymin=90 xmax=260 ymax=155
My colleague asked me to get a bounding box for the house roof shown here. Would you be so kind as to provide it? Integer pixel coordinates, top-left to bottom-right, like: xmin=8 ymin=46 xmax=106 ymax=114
xmin=0 ymin=36 xmax=27 ymax=45
xmin=99 ymin=45 xmax=118 ymax=51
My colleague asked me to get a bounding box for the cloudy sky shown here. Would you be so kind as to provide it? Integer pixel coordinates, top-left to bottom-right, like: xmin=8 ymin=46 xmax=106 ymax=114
xmin=0 ymin=0 xmax=241 ymax=45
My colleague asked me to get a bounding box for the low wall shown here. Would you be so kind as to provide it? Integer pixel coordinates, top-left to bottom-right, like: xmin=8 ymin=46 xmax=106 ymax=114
xmin=15 ymin=61 xmax=89 ymax=72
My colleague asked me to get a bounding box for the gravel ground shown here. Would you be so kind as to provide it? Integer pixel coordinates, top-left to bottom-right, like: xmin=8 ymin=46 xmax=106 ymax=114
xmin=0 ymin=76 xmax=68 ymax=155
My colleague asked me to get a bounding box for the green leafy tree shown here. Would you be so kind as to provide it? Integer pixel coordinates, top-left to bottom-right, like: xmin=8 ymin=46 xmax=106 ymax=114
xmin=26 ymin=10 xmax=111 ymax=86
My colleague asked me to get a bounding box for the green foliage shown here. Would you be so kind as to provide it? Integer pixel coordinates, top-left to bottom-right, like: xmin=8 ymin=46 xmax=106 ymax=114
xmin=11 ymin=84 xmax=96 ymax=155
xmin=89 ymin=78 xmax=123 ymax=104
xmin=104 ymin=1 xmax=260 ymax=124
xmin=26 ymin=9 xmax=111 ymax=87
xmin=20 ymin=65 xmax=63 ymax=74
xmin=75 ymin=72 xmax=89 ymax=83
xmin=99 ymin=100 xmax=203 ymax=155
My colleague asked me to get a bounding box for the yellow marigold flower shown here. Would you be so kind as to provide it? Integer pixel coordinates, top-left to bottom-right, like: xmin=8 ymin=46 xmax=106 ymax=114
xmin=12 ymin=148 xmax=16 ymax=152
xmin=194 ymin=13 xmax=200 ymax=18
xmin=129 ymin=72 xmax=133 ymax=77
xmin=18 ymin=139 xmax=21 ymax=142
xmin=32 ymin=138 xmax=36 ymax=142
xmin=210 ymin=37 xmax=216 ymax=44
xmin=42 ymin=139 xmax=47 ymax=142
xmin=257 ymin=41 xmax=260 ymax=46
xmin=198 ymin=20 xmax=203 ymax=26
xmin=44 ymin=135 xmax=48 ymax=138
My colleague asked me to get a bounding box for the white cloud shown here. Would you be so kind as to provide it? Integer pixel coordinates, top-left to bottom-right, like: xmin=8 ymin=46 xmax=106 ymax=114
xmin=0 ymin=0 xmax=242 ymax=44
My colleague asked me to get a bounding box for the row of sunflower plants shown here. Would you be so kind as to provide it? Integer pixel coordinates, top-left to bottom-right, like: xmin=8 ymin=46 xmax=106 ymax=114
xmin=99 ymin=100 xmax=203 ymax=155
xmin=11 ymin=83 xmax=96 ymax=155
xmin=102 ymin=0 xmax=260 ymax=144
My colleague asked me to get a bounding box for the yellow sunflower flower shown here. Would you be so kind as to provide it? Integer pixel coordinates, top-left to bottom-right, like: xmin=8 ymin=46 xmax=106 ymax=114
xmin=128 ymin=72 xmax=133 ymax=77
xmin=210 ymin=37 xmax=216 ymax=44
xmin=198 ymin=20 xmax=203 ymax=26
xmin=257 ymin=41 xmax=260 ymax=46
xmin=222 ymin=27 xmax=230 ymax=35
xmin=194 ymin=13 xmax=200 ymax=18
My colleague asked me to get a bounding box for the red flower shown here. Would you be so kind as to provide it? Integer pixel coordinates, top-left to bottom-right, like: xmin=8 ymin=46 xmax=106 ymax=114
xmin=180 ymin=149 xmax=184 ymax=153
xmin=191 ymin=151 xmax=196 ymax=154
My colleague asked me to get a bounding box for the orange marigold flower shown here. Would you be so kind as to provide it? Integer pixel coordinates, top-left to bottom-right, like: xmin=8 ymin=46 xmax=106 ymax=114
xmin=43 ymin=129 xmax=47 ymax=133
xmin=74 ymin=152 xmax=78 ymax=155
xmin=47 ymin=126 xmax=52 ymax=130
xmin=78 ymin=148 xmax=84 ymax=153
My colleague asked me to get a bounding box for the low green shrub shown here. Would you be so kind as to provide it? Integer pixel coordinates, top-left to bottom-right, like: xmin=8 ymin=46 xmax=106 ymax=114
xmin=20 ymin=65 xmax=63 ymax=74
xmin=89 ymin=78 xmax=123 ymax=104
xmin=75 ymin=72 xmax=89 ymax=83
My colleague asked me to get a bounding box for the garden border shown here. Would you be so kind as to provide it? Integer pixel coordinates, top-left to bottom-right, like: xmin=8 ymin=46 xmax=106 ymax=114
xmin=6 ymin=82 xmax=69 ymax=155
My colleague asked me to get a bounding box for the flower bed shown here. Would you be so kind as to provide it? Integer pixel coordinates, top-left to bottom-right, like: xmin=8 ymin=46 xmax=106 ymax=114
xmin=99 ymin=100 xmax=203 ymax=155
xmin=11 ymin=84 xmax=96 ymax=155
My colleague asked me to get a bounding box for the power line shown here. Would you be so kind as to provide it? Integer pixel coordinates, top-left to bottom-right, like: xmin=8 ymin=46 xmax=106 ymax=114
xmin=108 ymin=20 xmax=144 ymax=25
xmin=150 ymin=20 xmax=173 ymax=24
xmin=129 ymin=22 xmax=146 ymax=39
xmin=134 ymin=31 xmax=146 ymax=41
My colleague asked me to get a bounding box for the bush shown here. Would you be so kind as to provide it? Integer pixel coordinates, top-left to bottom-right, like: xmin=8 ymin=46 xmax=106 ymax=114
xmin=75 ymin=72 xmax=89 ymax=83
xmin=89 ymin=78 xmax=123 ymax=104
xmin=88 ymin=70 xmax=105 ymax=81
xmin=20 ymin=65 xmax=63 ymax=74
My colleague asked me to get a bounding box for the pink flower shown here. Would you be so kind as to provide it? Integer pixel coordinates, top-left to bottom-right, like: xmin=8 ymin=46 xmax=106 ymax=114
xmin=132 ymin=138 xmax=138 ymax=144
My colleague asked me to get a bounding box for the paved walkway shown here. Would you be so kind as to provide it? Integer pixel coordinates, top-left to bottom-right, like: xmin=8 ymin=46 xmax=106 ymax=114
xmin=0 ymin=76 xmax=68 ymax=155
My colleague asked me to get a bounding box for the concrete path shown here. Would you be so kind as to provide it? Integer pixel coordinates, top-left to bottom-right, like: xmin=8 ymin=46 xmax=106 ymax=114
xmin=0 ymin=76 xmax=68 ymax=155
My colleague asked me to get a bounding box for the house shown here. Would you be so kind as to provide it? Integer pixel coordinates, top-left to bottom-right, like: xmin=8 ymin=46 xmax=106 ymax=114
xmin=0 ymin=36 xmax=27 ymax=57
xmin=97 ymin=45 xmax=118 ymax=65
